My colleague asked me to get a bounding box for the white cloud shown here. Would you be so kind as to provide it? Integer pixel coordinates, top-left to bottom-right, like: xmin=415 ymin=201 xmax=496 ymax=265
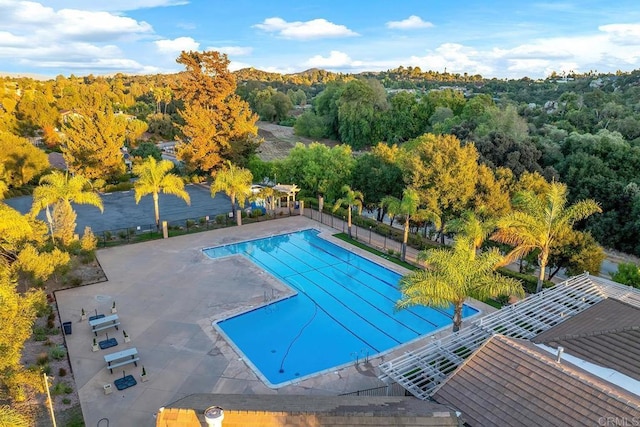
xmin=154 ymin=37 xmax=200 ymax=54
xmin=1 ymin=1 xmax=153 ymax=41
xmin=33 ymin=0 xmax=188 ymax=12
xmin=386 ymin=15 xmax=433 ymax=30
xmin=305 ymin=50 xmax=360 ymax=68
xmin=206 ymin=46 xmax=253 ymax=56
xmin=254 ymin=17 xmax=358 ymax=40
xmin=55 ymin=10 xmax=153 ymax=41
xmin=599 ymin=23 xmax=640 ymax=45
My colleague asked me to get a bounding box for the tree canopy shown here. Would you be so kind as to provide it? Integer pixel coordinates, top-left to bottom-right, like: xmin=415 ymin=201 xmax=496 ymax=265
xmin=174 ymin=51 xmax=258 ymax=175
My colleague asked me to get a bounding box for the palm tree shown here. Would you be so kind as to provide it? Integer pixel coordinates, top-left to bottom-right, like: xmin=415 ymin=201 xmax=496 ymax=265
xmin=133 ymin=157 xmax=190 ymax=229
xmin=491 ymin=181 xmax=601 ymax=293
xmin=380 ymin=188 xmax=440 ymax=261
xmin=398 ymin=235 xmax=524 ymax=332
xmin=332 ymin=185 xmax=363 ymax=239
xmin=254 ymin=186 xmax=280 ymax=217
xmin=446 ymin=210 xmax=494 ymax=253
xmin=211 ymin=161 xmax=253 ymax=226
xmin=31 ymin=170 xmax=103 ymax=244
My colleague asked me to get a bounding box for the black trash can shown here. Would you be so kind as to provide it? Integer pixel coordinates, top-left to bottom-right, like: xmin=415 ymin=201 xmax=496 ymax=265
xmin=62 ymin=321 xmax=72 ymax=335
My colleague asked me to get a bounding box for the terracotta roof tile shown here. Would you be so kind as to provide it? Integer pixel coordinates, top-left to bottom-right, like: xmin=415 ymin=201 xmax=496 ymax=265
xmin=533 ymin=298 xmax=640 ymax=381
xmin=432 ymin=335 xmax=640 ymax=427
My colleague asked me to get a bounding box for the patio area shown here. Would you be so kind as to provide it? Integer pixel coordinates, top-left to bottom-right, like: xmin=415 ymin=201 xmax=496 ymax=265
xmin=56 ymin=216 xmax=490 ymax=426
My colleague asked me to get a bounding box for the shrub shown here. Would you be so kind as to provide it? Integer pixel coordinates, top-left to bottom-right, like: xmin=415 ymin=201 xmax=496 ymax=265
xmin=118 ymin=230 xmax=129 ymax=240
xmin=46 ymin=318 xmax=55 ymax=329
xmin=35 ymin=301 xmax=52 ymax=318
xmin=80 ymin=226 xmax=98 ymax=251
xmin=215 ymin=214 xmax=227 ymax=224
xmin=186 ymin=219 xmax=196 ymax=228
xmin=0 ymin=404 xmax=31 ymax=427
xmin=68 ymin=276 xmax=83 ymax=287
xmin=58 ymin=367 xmax=67 ymax=377
xmin=49 ymin=346 xmax=67 ymax=361
xmin=41 ymin=364 xmax=51 ymax=375
xmin=497 ymin=268 xmax=553 ymax=294
xmin=37 ymin=352 xmax=49 ymax=365
xmin=33 ymin=326 xmax=48 ymax=341
xmin=50 ymin=381 xmax=72 ymax=396
xmin=62 ymin=397 xmax=71 ymax=405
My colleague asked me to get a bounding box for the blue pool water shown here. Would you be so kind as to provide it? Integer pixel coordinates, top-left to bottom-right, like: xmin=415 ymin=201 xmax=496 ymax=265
xmin=203 ymin=229 xmax=478 ymax=386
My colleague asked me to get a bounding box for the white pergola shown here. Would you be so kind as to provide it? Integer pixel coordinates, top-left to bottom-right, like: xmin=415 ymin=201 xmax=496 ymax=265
xmin=378 ymin=273 xmax=640 ymax=400
xmin=273 ymin=184 xmax=300 ymax=209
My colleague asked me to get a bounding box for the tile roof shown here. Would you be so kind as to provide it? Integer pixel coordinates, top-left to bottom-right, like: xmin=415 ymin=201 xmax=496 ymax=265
xmin=432 ymin=334 xmax=640 ymax=427
xmin=532 ymin=298 xmax=640 ymax=381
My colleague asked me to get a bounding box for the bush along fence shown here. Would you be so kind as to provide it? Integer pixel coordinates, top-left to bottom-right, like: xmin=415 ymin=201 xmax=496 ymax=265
xmin=95 ymin=208 xmax=300 ymax=248
xmin=302 ymin=204 xmax=441 ymax=265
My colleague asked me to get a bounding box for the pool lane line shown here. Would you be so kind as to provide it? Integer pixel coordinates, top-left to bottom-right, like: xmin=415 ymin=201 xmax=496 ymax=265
xmin=283 ymin=236 xmax=445 ymax=329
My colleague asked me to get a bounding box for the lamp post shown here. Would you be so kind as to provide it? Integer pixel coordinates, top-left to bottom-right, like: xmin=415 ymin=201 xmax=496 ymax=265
xmin=342 ymin=216 xmax=345 ymax=234
xmin=369 ymin=226 xmax=372 ymax=244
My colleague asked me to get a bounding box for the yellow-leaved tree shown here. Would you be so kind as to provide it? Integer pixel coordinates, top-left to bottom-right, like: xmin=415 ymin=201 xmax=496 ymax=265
xmin=174 ymin=51 xmax=258 ymax=175
xmin=0 ymin=203 xmax=70 ymax=405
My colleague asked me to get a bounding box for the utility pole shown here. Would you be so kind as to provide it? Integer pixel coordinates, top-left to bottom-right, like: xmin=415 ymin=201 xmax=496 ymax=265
xmin=43 ymin=373 xmax=57 ymax=427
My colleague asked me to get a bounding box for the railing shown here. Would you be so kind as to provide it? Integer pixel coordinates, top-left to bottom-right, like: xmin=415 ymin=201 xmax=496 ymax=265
xmin=96 ymin=208 xmax=299 ymax=248
xmin=340 ymin=383 xmax=411 ymax=397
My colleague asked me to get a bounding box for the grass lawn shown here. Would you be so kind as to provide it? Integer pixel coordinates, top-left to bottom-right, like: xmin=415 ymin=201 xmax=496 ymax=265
xmin=332 ymin=233 xmax=419 ymax=271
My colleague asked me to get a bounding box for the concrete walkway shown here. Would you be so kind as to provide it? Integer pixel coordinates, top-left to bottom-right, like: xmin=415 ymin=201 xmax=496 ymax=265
xmin=56 ymin=216 xmax=491 ymax=426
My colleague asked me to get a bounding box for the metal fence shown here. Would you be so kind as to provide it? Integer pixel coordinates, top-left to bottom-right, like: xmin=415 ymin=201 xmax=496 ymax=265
xmin=303 ymin=208 xmax=409 ymax=259
xmin=96 ymin=209 xmax=299 ymax=248
xmin=339 ymin=382 xmax=411 ymax=397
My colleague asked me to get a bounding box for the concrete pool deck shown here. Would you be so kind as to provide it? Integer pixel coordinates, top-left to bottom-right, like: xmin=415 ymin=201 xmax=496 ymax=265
xmin=56 ymin=216 xmax=494 ymax=426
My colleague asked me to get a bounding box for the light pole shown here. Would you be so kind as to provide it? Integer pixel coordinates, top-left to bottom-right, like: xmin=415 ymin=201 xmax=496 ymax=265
xmin=369 ymin=226 xmax=372 ymax=244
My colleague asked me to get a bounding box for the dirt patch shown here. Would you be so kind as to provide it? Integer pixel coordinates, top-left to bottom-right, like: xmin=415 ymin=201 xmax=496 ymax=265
xmin=16 ymin=256 xmax=107 ymax=426
xmin=256 ymin=121 xmax=339 ymax=161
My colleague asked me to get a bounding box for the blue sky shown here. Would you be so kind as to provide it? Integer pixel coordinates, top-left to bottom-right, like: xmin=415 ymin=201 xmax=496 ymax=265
xmin=2 ymin=0 xmax=640 ymax=79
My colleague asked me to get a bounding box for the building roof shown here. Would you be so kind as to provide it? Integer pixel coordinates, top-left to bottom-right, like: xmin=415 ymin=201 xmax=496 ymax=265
xmin=432 ymin=334 xmax=640 ymax=427
xmin=532 ymin=298 xmax=640 ymax=381
xmin=166 ymin=393 xmax=460 ymax=426
xmin=156 ymin=407 xmax=200 ymax=427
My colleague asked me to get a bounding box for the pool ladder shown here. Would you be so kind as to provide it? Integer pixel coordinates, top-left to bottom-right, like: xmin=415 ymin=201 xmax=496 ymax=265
xmin=264 ymin=289 xmax=278 ymax=303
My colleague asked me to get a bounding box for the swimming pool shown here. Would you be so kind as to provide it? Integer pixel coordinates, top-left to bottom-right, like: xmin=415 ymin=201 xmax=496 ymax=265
xmin=204 ymin=229 xmax=478 ymax=387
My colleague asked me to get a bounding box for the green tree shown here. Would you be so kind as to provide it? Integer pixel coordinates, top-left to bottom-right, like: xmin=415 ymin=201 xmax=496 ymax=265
xmin=492 ymin=182 xmax=602 ymax=293
xmin=210 ymin=161 xmax=253 ymax=225
xmin=351 ymin=147 xmax=404 ymax=220
xmin=547 ymin=229 xmax=605 ymax=279
xmin=133 ymin=157 xmax=190 ymax=229
xmin=611 ymin=262 xmax=640 ymax=288
xmin=130 ymin=141 xmax=163 ymax=162
xmin=174 ymin=51 xmax=258 ymax=175
xmin=380 ymin=188 xmax=438 ymax=261
xmin=398 ymin=235 xmax=524 ymax=332
xmin=401 ymin=133 xmax=479 ymax=243
xmin=337 ymin=79 xmax=387 ymax=149
xmin=31 ymin=171 xmax=104 ymax=245
xmin=332 ymin=185 xmax=364 ymax=239
xmin=278 ymin=142 xmax=354 ymax=202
